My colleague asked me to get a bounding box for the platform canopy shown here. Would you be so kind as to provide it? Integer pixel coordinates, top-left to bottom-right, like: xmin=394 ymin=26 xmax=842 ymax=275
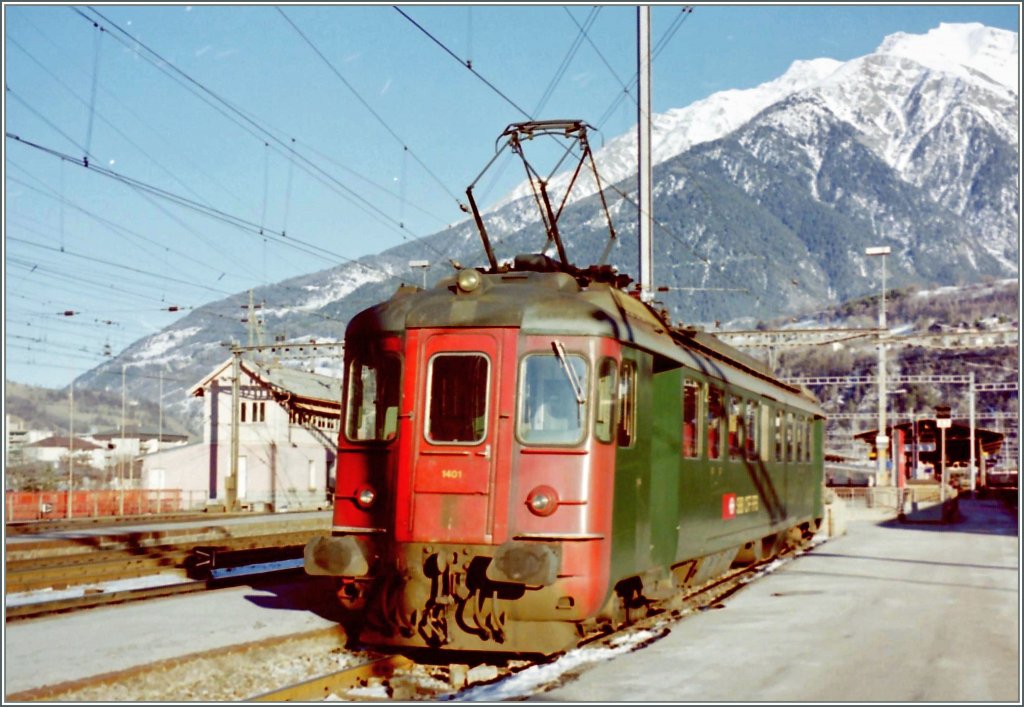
xmin=855 ymin=419 xmax=1005 ymax=467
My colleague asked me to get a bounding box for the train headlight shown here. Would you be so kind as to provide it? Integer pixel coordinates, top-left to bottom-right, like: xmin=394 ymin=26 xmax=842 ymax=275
xmin=526 ymin=485 xmax=559 ymax=517
xmin=456 ymin=269 xmax=482 ymax=293
xmin=355 ymin=487 xmax=377 ymax=509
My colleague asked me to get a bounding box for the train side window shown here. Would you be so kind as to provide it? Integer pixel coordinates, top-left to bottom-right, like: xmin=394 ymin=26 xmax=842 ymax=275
xmin=682 ymin=379 xmax=700 ymax=458
xmin=617 ymin=361 xmax=637 ymax=448
xmin=759 ymin=403 xmax=772 ymax=461
xmin=794 ymin=415 xmax=804 ymax=461
xmin=519 ymin=353 xmax=589 ymax=446
xmin=707 ymin=386 xmax=724 ymax=459
xmin=774 ymin=409 xmax=784 ymax=461
xmin=745 ymin=399 xmax=759 ymax=460
xmin=594 ymin=358 xmax=618 ymax=444
xmin=785 ymin=411 xmax=795 ymax=461
xmin=728 ymin=395 xmax=744 ymax=459
xmin=427 ymin=353 xmax=489 ymax=444
xmin=347 ymin=353 xmax=402 ymax=442
xmin=804 ymin=418 xmax=813 ymax=462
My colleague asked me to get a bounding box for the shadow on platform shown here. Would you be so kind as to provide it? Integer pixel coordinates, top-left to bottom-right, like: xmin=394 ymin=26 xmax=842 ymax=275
xmin=240 ymin=575 xmax=347 ymax=622
xmin=880 ymin=495 xmax=1018 ymax=537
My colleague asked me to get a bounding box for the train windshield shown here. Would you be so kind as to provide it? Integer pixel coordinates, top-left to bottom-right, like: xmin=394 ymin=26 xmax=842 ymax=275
xmin=518 ymin=353 xmax=589 ymax=445
xmin=345 ymin=352 xmax=401 ymax=442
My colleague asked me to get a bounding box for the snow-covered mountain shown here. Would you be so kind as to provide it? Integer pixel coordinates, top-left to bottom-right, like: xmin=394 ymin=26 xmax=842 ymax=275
xmin=496 ymin=23 xmax=1018 ymax=242
xmin=74 ymin=23 xmax=1019 ymax=429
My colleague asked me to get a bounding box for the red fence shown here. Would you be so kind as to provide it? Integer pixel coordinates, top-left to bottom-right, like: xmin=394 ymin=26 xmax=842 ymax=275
xmin=4 ymin=489 xmax=195 ymax=522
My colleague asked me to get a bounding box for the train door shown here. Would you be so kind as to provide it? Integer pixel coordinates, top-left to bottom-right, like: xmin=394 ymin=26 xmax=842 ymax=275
xmin=408 ymin=329 xmax=510 ymax=544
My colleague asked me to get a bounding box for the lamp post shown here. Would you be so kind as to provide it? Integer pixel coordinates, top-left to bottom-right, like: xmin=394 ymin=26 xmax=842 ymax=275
xmin=866 ymin=246 xmax=891 ymax=485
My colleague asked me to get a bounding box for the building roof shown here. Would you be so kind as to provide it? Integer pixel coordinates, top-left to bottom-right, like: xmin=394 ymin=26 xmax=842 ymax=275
xmin=855 ymin=419 xmax=1005 ymax=464
xmin=190 ymin=355 xmax=341 ymax=417
xmin=26 ymin=436 xmax=104 ymax=451
xmin=87 ymin=428 xmax=189 ymax=442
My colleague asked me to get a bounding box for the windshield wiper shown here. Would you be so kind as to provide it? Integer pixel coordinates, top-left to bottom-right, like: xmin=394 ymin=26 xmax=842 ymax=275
xmin=552 ymin=340 xmax=586 ymax=405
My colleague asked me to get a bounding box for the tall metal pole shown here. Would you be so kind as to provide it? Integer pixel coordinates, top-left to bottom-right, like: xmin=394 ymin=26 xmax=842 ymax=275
xmin=940 ymin=426 xmax=947 ymax=503
xmin=637 ymin=5 xmax=654 ymax=303
xmin=969 ymin=372 xmax=976 ymax=493
xmin=67 ymin=381 xmax=74 ymax=519
xmin=866 ymin=246 xmax=890 ymax=486
xmin=158 ymin=371 xmax=163 ymax=454
xmin=120 ymin=364 xmax=126 ymax=516
xmin=230 ymin=349 xmax=241 ymax=512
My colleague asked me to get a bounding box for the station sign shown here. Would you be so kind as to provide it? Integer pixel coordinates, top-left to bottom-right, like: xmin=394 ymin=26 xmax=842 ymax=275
xmin=935 ymin=405 xmax=952 ymax=429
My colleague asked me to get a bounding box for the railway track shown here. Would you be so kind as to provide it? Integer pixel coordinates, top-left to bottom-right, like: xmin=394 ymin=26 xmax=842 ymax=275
xmin=5 ymin=538 xmax=822 ymax=701
xmin=5 ymin=530 xmax=320 ymax=594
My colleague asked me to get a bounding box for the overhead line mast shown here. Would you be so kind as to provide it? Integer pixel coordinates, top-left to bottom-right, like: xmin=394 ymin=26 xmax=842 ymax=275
xmin=637 ymin=6 xmax=654 ymax=303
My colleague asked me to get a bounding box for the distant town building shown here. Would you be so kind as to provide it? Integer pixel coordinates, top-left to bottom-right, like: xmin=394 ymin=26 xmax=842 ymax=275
xmin=5 ymin=414 xmax=51 ymax=466
xmin=140 ymin=356 xmax=340 ymax=512
xmin=22 ymin=436 xmax=107 ymax=469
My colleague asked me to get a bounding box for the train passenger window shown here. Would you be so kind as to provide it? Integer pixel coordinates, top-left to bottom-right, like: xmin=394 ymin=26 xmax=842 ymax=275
xmin=774 ymin=409 xmax=784 ymax=461
xmin=794 ymin=415 xmax=804 ymax=461
xmin=785 ymin=412 xmax=795 ymax=461
xmin=618 ymin=361 xmax=637 ymax=448
xmin=594 ymin=358 xmax=617 ymax=444
xmin=759 ymin=404 xmax=772 ymax=461
xmin=745 ymin=399 xmax=759 ymax=460
xmin=519 ymin=353 xmax=588 ymax=445
xmin=805 ymin=419 xmax=814 ymax=462
xmin=427 ymin=353 xmax=489 ymax=444
xmin=682 ymin=379 xmax=700 ymax=458
xmin=346 ymin=353 xmax=401 ymax=442
xmin=707 ymin=387 xmax=724 ymax=459
xmin=728 ymin=396 xmax=744 ymax=459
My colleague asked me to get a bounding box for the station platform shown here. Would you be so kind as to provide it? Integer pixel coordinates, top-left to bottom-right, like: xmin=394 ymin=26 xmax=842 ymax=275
xmin=538 ymin=495 xmax=1020 ymax=703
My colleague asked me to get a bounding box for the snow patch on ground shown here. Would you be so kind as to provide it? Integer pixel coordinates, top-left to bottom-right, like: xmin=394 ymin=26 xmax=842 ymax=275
xmin=452 ymin=630 xmax=663 ymax=701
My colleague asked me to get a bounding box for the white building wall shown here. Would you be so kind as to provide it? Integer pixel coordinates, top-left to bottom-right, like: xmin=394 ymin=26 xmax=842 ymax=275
xmin=140 ymin=368 xmax=337 ymax=512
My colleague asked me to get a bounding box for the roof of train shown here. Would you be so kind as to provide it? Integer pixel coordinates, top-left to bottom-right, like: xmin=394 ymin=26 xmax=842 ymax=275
xmin=348 ymin=263 xmax=824 ymax=416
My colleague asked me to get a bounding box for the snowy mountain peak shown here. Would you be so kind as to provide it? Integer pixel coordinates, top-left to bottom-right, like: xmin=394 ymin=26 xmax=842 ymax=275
xmin=874 ymin=22 xmax=1018 ymax=90
xmin=493 ymin=23 xmax=1017 ymax=214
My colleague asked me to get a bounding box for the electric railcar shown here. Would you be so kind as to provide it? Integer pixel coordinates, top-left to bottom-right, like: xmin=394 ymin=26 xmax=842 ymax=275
xmin=304 ymin=122 xmax=825 ymax=655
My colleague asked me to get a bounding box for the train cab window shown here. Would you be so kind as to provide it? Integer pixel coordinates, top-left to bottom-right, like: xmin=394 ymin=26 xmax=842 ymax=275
xmin=427 ymin=353 xmax=489 ymax=444
xmin=728 ymin=395 xmax=744 ymax=459
xmin=346 ymin=353 xmax=401 ymax=442
xmin=745 ymin=399 xmax=759 ymax=460
xmin=519 ymin=353 xmax=588 ymax=446
xmin=594 ymin=358 xmax=618 ymax=444
xmin=805 ymin=419 xmax=814 ymax=462
xmin=617 ymin=361 xmax=637 ymax=447
xmin=707 ymin=387 xmax=724 ymax=459
xmin=682 ymin=379 xmax=700 ymax=458
xmin=774 ymin=409 xmax=784 ymax=461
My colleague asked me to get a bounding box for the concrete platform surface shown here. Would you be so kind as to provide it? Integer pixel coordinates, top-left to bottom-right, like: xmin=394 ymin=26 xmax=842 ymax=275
xmin=538 ymin=496 xmax=1019 ymax=703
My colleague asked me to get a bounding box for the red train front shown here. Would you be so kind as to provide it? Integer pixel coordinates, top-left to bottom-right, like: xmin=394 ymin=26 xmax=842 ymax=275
xmin=305 ymin=265 xmax=628 ymax=654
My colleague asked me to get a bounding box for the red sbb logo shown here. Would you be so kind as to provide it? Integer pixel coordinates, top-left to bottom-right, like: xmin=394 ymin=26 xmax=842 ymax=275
xmin=722 ymin=493 xmax=736 ymax=520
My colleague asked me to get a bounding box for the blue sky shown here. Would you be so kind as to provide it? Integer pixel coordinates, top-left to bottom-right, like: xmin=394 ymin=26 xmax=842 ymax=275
xmin=3 ymin=3 xmax=1020 ymax=391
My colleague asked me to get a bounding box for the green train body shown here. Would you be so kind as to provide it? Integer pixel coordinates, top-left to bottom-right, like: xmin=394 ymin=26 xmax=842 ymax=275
xmin=305 ymin=260 xmax=825 ymax=654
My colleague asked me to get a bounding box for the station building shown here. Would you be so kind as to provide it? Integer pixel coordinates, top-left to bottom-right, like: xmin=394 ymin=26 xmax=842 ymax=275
xmin=140 ymin=357 xmax=340 ymax=512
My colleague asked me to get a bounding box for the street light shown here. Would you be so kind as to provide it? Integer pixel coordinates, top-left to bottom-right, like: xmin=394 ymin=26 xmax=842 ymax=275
xmin=866 ymin=246 xmax=891 ymax=485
